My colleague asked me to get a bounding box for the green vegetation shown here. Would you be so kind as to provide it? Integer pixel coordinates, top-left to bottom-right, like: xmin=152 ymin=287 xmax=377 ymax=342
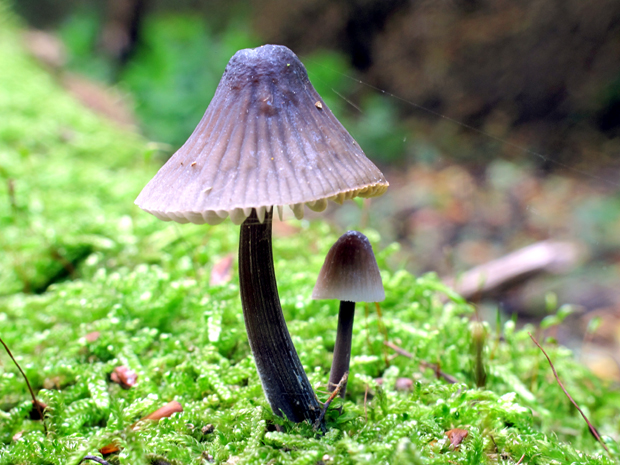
xmin=1 ymin=5 xmax=620 ymax=465
xmin=0 ymin=3 xmax=152 ymax=296
xmin=58 ymin=9 xmax=410 ymax=164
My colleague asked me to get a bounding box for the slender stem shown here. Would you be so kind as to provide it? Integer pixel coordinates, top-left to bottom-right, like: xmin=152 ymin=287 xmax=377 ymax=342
xmin=239 ymin=209 xmax=321 ymax=424
xmin=0 ymin=335 xmax=47 ymax=434
xmin=529 ymin=333 xmax=610 ymax=455
xmin=329 ymin=300 xmax=355 ymax=398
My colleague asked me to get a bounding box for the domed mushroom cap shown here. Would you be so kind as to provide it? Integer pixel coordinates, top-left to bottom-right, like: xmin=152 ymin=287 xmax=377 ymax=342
xmin=135 ymin=44 xmax=388 ymax=225
xmin=312 ymin=230 xmax=385 ymax=303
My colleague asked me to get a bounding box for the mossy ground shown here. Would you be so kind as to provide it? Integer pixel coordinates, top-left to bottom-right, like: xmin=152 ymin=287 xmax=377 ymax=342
xmin=1 ymin=5 xmax=620 ymax=464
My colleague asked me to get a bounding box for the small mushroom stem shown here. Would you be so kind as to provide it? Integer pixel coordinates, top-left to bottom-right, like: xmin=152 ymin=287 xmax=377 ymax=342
xmin=328 ymin=300 xmax=355 ymax=398
xmin=239 ymin=208 xmax=322 ymax=424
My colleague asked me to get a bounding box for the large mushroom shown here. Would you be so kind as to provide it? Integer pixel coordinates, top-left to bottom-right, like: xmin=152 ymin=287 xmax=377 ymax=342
xmin=135 ymin=45 xmax=388 ymax=424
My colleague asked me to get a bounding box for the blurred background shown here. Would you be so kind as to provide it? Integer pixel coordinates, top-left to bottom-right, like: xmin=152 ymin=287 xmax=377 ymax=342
xmin=13 ymin=0 xmax=620 ymax=378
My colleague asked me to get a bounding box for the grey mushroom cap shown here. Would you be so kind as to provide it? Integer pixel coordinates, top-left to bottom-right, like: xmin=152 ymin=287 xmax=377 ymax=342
xmin=312 ymin=230 xmax=385 ymax=303
xmin=135 ymin=44 xmax=388 ymax=225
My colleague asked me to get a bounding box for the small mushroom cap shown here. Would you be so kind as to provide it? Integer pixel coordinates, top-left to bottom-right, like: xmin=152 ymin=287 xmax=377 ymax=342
xmin=135 ymin=44 xmax=388 ymax=225
xmin=312 ymin=230 xmax=385 ymax=303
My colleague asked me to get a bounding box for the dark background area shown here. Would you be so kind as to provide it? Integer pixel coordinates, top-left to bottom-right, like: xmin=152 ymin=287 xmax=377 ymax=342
xmin=16 ymin=0 xmax=620 ymax=168
xmin=13 ymin=0 xmax=620 ymax=378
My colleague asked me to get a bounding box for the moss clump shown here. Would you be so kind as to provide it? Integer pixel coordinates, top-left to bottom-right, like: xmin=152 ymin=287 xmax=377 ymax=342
xmin=0 ymin=4 xmax=158 ymax=296
xmin=1 ymin=4 xmax=619 ymax=464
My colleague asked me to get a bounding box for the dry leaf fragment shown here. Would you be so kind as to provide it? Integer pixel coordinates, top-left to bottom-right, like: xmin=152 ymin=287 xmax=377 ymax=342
xmin=209 ymin=254 xmax=234 ymax=286
xmin=445 ymin=428 xmax=468 ymax=449
xmin=373 ymin=377 xmax=413 ymax=391
xmin=395 ymin=378 xmax=413 ymax=391
xmin=141 ymin=401 xmax=183 ymax=422
xmin=100 ymin=401 xmax=183 ymax=454
xmin=85 ymin=331 xmax=100 ymax=342
xmin=110 ymin=366 xmax=138 ymax=389
xmin=100 ymin=442 xmax=121 ymax=455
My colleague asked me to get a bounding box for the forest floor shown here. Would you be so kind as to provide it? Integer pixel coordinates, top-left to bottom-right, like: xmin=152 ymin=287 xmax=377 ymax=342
xmin=2 ymin=5 xmax=620 ymax=464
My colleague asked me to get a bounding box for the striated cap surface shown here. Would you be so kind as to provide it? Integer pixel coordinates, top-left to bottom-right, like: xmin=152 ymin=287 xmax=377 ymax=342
xmin=312 ymin=230 xmax=385 ymax=303
xmin=135 ymin=44 xmax=388 ymax=225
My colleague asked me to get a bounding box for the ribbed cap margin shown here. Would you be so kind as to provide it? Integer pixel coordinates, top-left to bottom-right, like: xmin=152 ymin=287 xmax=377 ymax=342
xmin=135 ymin=44 xmax=388 ymax=225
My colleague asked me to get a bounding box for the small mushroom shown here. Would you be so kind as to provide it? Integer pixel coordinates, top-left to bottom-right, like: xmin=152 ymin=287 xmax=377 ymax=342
xmin=135 ymin=45 xmax=388 ymax=425
xmin=312 ymin=231 xmax=385 ymax=398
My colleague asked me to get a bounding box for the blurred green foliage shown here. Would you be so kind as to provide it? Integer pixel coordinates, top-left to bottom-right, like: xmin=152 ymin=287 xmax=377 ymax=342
xmin=59 ymin=11 xmax=261 ymax=149
xmin=57 ymin=9 xmax=410 ymax=163
xmin=0 ymin=10 xmax=154 ymax=295
xmin=120 ymin=14 xmax=262 ymax=148
xmin=59 ymin=10 xmax=113 ymax=82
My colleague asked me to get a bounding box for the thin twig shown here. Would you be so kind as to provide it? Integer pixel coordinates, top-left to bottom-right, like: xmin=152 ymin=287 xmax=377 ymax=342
xmin=423 ymin=362 xmax=458 ymax=384
xmin=0 ymin=335 xmax=47 ymax=434
xmin=364 ymin=384 xmax=369 ymax=423
xmin=364 ymin=303 xmax=373 ymax=356
xmin=384 ymin=340 xmax=413 ymax=358
xmin=383 ymin=341 xmax=458 ymax=384
xmin=515 ymin=453 xmax=526 ymax=464
xmin=313 ymin=372 xmax=348 ymax=431
xmin=528 ymin=333 xmax=609 ymax=454
xmin=375 ymin=302 xmax=390 ymax=367
xmin=81 ymin=456 xmax=111 ymax=465
xmin=7 ymin=178 xmax=17 ymax=212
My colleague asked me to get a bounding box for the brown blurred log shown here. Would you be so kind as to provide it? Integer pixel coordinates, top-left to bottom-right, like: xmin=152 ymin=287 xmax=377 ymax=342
xmin=22 ymin=28 xmax=136 ymax=128
xmin=444 ymin=240 xmax=582 ymax=300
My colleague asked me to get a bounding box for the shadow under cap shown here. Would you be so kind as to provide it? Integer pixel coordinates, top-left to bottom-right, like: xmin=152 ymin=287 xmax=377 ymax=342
xmin=135 ymin=44 xmax=388 ymax=225
xmin=312 ymin=230 xmax=385 ymax=303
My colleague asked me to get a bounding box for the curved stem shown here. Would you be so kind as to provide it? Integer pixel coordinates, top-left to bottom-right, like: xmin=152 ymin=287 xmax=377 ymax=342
xmin=0 ymin=335 xmax=47 ymax=434
xmin=329 ymin=300 xmax=355 ymax=398
xmin=239 ymin=209 xmax=322 ymax=424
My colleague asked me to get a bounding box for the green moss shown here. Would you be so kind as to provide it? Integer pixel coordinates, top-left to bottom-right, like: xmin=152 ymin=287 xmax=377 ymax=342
xmin=0 ymin=5 xmax=161 ymax=296
xmin=1 ymin=4 xmax=620 ymax=464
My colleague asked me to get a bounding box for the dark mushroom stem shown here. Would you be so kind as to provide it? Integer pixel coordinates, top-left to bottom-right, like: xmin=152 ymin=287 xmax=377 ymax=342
xmin=239 ymin=208 xmax=322 ymax=425
xmin=328 ymin=300 xmax=355 ymax=398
